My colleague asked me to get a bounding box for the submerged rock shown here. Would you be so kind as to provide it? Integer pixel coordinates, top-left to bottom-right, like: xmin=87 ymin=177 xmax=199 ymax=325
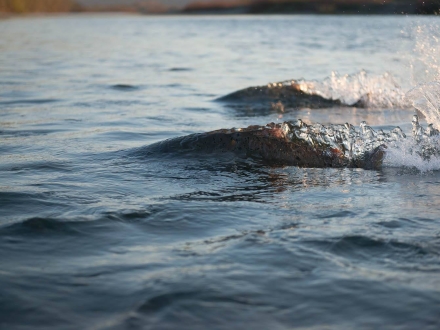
xmin=146 ymin=121 xmax=388 ymax=169
xmin=217 ymin=72 xmax=408 ymax=110
xmin=217 ymin=82 xmax=347 ymax=109
xmin=145 ymin=115 xmax=440 ymax=170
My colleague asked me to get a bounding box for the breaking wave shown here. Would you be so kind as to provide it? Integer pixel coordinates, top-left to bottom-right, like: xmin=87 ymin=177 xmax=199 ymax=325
xmin=384 ymin=135 xmax=440 ymax=172
xmin=405 ymin=22 xmax=440 ymax=130
xmin=390 ymin=21 xmax=440 ymax=172
xmin=289 ymin=70 xmax=409 ymax=109
xmin=407 ymin=81 xmax=440 ymax=129
xmin=281 ymin=114 xmax=440 ymax=172
xmin=219 ymin=70 xmax=410 ymax=109
xmin=216 ymin=21 xmax=440 ymax=172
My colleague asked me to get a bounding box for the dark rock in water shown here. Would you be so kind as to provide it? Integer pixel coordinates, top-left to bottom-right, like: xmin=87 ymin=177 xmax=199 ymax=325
xmin=145 ymin=121 xmax=385 ymax=169
xmin=217 ymin=81 xmax=356 ymax=109
xmin=217 ymin=72 xmax=409 ymax=112
xmin=169 ymin=67 xmax=192 ymax=72
xmin=110 ymin=84 xmax=139 ymax=91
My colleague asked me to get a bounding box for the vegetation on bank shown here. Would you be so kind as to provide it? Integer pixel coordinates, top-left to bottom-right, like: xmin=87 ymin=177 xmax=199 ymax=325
xmin=0 ymin=0 xmax=81 ymax=13
xmin=0 ymin=0 xmax=151 ymax=14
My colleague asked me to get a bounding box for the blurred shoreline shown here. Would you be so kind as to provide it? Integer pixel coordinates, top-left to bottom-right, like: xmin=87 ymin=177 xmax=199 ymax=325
xmin=181 ymin=0 xmax=439 ymax=15
xmin=0 ymin=0 xmax=438 ymax=15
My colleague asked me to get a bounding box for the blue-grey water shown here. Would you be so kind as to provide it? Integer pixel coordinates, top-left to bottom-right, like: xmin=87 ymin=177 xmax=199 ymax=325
xmin=1 ymin=15 xmax=440 ymax=330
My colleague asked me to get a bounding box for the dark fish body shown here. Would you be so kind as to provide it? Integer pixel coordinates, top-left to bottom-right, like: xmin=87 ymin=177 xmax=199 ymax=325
xmin=146 ymin=122 xmax=385 ymax=169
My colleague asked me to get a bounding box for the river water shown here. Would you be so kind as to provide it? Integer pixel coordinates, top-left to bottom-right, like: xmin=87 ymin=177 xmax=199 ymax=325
xmin=1 ymin=14 xmax=440 ymax=329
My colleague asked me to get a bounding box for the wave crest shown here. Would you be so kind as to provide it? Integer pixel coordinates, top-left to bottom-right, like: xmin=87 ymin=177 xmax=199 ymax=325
xmin=219 ymin=71 xmax=409 ymax=109
xmin=292 ymin=70 xmax=409 ymax=109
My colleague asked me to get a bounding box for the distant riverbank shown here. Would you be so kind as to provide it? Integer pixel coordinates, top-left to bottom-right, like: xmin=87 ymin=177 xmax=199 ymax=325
xmin=0 ymin=0 xmax=438 ymax=15
xmin=0 ymin=0 xmax=81 ymax=13
xmin=182 ymin=0 xmax=439 ymax=15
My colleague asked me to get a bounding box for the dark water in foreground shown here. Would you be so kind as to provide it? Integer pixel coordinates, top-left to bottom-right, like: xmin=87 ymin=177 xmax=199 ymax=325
xmin=1 ymin=15 xmax=440 ymax=329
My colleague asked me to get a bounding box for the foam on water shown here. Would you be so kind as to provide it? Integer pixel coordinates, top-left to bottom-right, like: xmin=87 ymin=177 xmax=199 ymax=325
xmin=281 ymin=70 xmax=409 ymax=108
xmin=383 ymin=114 xmax=440 ymax=171
xmin=384 ymin=135 xmax=440 ymax=172
xmin=223 ymin=70 xmax=410 ymax=109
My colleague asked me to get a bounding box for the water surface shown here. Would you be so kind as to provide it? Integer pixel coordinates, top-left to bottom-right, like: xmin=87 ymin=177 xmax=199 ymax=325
xmin=1 ymin=15 xmax=440 ymax=330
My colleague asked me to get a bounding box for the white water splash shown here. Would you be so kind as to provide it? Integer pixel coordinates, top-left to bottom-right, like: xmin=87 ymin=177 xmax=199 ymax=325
xmin=407 ymin=81 xmax=440 ymax=129
xmin=286 ymin=70 xmax=408 ymax=108
xmin=405 ymin=23 xmax=440 ymax=130
xmin=289 ymin=114 xmax=440 ymax=172
xmin=375 ymin=114 xmax=440 ymax=172
xmin=281 ymin=22 xmax=440 ymax=171
xmin=409 ymin=24 xmax=440 ymax=85
xmin=384 ymin=135 xmax=440 ymax=172
xmin=382 ymin=21 xmax=440 ymax=171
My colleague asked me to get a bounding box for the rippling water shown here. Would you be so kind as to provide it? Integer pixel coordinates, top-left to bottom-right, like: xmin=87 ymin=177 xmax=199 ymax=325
xmin=1 ymin=15 xmax=440 ymax=329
